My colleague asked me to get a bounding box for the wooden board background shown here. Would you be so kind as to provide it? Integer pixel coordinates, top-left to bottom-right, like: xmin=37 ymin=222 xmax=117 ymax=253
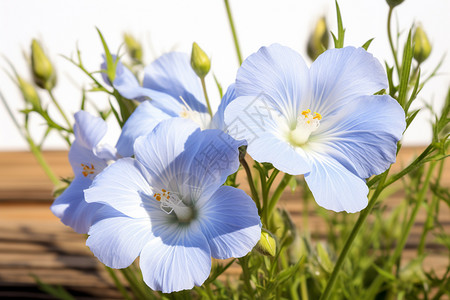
xmin=0 ymin=148 xmax=448 ymax=299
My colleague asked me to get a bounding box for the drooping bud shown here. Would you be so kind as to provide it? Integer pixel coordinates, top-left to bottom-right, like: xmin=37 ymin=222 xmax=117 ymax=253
xmin=123 ymin=33 xmax=143 ymax=62
xmin=255 ymin=230 xmax=276 ymax=257
xmin=31 ymin=39 xmax=56 ymax=90
xmin=386 ymin=0 xmax=404 ymax=8
xmin=190 ymin=42 xmax=211 ymax=78
xmin=17 ymin=76 xmax=41 ymax=109
xmin=413 ymin=26 xmax=431 ymax=64
xmin=307 ymin=17 xmax=329 ymax=61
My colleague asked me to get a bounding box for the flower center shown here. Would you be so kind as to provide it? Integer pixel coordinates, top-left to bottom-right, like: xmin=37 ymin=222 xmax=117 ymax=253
xmin=179 ymin=96 xmax=211 ymax=129
xmin=80 ymin=163 xmax=97 ymax=179
xmin=288 ymin=109 xmax=322 ymax=146
xmin=153 ymin=189 xmax=193 ymax=222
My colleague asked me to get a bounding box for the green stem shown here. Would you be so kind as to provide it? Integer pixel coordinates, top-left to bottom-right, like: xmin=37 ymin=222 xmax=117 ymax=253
xmin=240 ymin=154 xmax=261 ymax=210
xmin=387 ymin=7 xmax=401 ymax=75
xmin=418 ymin=159 xmax=444 ymax=255
xmin=365 ymin=161 xmax=437 ymax=299
xmin=105 ymin=267 xmax=133 ymax=300
xmin=200 ymin=77 xmax=213 ymax=119
xmin=267 ymin=174 xmax=292 ymax=221
xmin=26 ymin=132 xmax=60 ymax=186
xmin=224 ymin=0 xmax=243 ymax=65
xmin=238 ymin=256 xmax=255 ymax=300
xmin=0 ymin=90 xmax=59 ymax=185
xmin=48 ymin=89 xmax=73 ymax=132
xmin=319 ymin=170 xmax=389 ymax=300
xmin=120 ymin=267 xmax=148 ymax=300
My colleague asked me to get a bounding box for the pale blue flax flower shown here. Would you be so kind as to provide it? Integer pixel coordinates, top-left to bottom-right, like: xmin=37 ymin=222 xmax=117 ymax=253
xmin=84 ymin=118 xmax=261 ymax=293
xmin=224 ymin=44 xmax=406 ymax=213
xmin=51 ymin=110 xmax=119 ymax=233
xmin=102 ymin=53 xmax=236 ymax=157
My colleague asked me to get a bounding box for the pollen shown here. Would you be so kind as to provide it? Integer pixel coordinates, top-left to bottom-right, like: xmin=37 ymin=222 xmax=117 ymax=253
xmin=81 ymin=163 xmax=95 ymax=177
xmin=301 ymin=109 xmax=321 ymax=121
xmin=154 ymin=189 xmax=171 ymax=202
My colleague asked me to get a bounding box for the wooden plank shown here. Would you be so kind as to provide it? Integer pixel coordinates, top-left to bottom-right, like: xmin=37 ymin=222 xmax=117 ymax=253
xmin=0 ymin=149 xmax=448 ymax=298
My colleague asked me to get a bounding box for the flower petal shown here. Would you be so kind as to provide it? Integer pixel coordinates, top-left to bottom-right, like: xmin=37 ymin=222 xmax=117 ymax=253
xmin=197 ymin=186 xmax=261 ymax=259
xmin=86 ymin=213 xmax=154 ymax=268
xmin=311 ymin=95 xmax=406 ymax=179
xmin=51 ymin=176 xmax=102 ymax=234
xmin=73 ymin=110 xmax=107 ymax=150
xmin=115 ymin=101 xmax=174 ymax=157
xmin=224 ymin=95 xmax=311 ymax=175
xmin=140 ymin=223 xmax=211 ymax=293
xmin=85 ymin=158 xmax=153 ymax=219
xmin=143 ymin=52 xmax=207 ymax=113
xmin=212 ymin=83 xmax=236 ymax=131
xmin=235 ymin=43 xmax=309 ymax=122
xmin=307 ymin=47 xmax=388 ymax=117
xmin=305 ymin=154 xmax=369 ymax=213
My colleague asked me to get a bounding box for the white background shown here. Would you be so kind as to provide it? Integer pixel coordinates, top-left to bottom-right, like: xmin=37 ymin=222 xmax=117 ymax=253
xmin=1 ymin=0 xmax=449 ymax=150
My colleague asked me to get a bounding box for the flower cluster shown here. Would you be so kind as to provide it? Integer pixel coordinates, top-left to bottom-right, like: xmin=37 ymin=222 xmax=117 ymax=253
xmin=51 ymin=43 xmax=405 ymax=293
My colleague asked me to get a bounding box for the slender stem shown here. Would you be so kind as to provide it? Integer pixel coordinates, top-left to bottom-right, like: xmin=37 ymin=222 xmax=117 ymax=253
xmin=319 ymin=170 xmax=389 ymax=300
xmin=267 ymin=174 xmax=292 ymax=220
xmin=105 ymin=267 xmax=133 ymax=300
xmin=387 ymin=7 xmax=401 ymax=75
xmin=418 ymin=159 xmax=444 ymax=255
xmin=239 ymin=153 xmax=260 ymax=210
xmin=224 ymin=0 xmax=243 ymax=65
xmin=200 ymin=77 xmax=213 ymax=119
xmin=0 ymin=90 xmax=60 ymax=185
xmin=238 ymin=256 xmax=255 ymax=300
xmin=26 ymin=132 xmax=60 ymax=186
xmin=48 ymin=89 xmax=73 ymax=132
xmin=365 ymin=161 xmax=437 ymax=299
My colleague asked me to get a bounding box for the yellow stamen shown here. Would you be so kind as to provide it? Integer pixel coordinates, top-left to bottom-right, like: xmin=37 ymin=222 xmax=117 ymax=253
xmin=80 ymin=163 xmax=95 ymax=177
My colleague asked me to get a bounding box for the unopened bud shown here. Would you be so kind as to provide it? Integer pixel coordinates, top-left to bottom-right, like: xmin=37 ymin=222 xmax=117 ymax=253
xmin=31 ymin=39 xmax=56 ymax=90
xmin=386 ymin=0 xmax=404 ymax=8
xmin=190 ymin=42 xmax=211 ymax=78
xmin=123 ymin=33 xmax=143 ymax=62
xmin=413 ymin=26 xmax=431 ymax=64
xmin=307 ymin=17 xmax=329 ymax=61
xmin=17 ymin=76 xmax=41 ymax=109
xmin=256 ymin=230 xmax=276 ymax=257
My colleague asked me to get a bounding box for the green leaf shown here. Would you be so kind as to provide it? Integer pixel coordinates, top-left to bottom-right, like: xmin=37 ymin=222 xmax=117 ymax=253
xmin=332 ymin=1 xmax=346 ymax=48
xmin=405 ymin=68 xmax=422 ymax=113
xmin=32 ymin=275 xmax=76 ymax=300
xmin=398 ymin=29 xmax=414 ymax=107
xmin=405 ymin=109 xmax=420 ymax=129
xmin=362 ymin=38 xmax=374 ymax=50
xmin=213 ymin=74 xmax=223 ymax=99
xmin=385 ymin=63 xmax=397 ymax=97
xmin=371 ymin=263 xmax=396 ymax=282
xmin=96 ymin=28 xmax=117 ymax=83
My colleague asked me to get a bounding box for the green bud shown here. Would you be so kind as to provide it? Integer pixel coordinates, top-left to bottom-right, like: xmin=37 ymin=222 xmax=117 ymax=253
xmin=17 ymin=76 xmax=41 ymax=109
xmin=386 ymin=0 xmax=404 ymax=8
xmin=413 ymin=26 xmax=431 ymax=64
xmin=255 ymin=230 xmax=276 ymax=257
xmin=123 ymin=33 xmax=143 ymax=62
xmin=307 ymin=17 xmax=329 ymax=61
xmin=31 ymin=39 xmax=56 ymax=90
xmin=190 ymin=42 xmax=211 ymax=78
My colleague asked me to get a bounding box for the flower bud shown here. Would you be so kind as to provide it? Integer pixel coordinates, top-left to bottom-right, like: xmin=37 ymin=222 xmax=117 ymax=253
xmin=307 ymin=17 xmax=329 ymax=61
xmin=190 ymin=42 xmax=211 ymax=78
xmin=31 ymin=39 xmax=56 ymax=90
xmin=386 ymin=0 xmax=404 ymax=8
xmin=413 ymin=26 xmax=431 ymax=64
xmin=123 ymin=33 xmax=143 ymax=62
xmin=17 ymin=76 xmax=41 ymax=109
xmin=255 ymin=230 xmax=276 ymax=257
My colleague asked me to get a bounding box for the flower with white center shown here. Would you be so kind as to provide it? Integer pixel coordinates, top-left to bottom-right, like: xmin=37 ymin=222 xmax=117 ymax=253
xmin=84 ymin=118 xmax=261 ymax=293
xmin=51 ymin=111 xmax=119 ymax=233
xmin=102 ymin=53 xmax=236 ymax=157
xmin=224 ymin=44 xmax=406 ymax=213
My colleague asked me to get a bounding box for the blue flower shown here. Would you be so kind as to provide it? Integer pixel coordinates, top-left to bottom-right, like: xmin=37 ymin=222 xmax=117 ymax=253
xmin=224 ymin=44 xmax=406 ymax=213
xmin=84 ymin=118 xmax=261 ymax=293
xmin=102 ymin=53 xmax=236 ymax=157
xmin=51 ymin=111 xmax=119 ymax=233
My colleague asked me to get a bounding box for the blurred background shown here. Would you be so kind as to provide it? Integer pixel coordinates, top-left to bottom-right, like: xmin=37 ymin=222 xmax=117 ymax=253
xmin=1 ymin=0 xmax=449 ymax=150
